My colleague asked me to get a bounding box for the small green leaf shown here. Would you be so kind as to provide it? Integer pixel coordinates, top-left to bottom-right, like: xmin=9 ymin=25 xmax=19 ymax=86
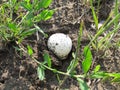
xmin=37 ymin=65 xmax=45 ymax=81
xmin=8 ymin=23 xmax=18 ymax=33
xmin=90 ymin=71 xmax=108 ymax=79
xmin=21 ymin=1 xmax=32 ymax=11
xmin=34 ymin=10 xmax=54 ymax=21
xmin=27 ymin=45 xmax=33 ymax=56
xmin=77 ymin=78 xmax=90 ymax=90
xmin=93 ymin=65 xmax=101 ymax=73
xmin=82 ymin=46 xmax=92 ymax=74
xmin=36 ymin=0 xmax=52 ymax=10
xmin=43 ymin=53 xmax=51 ymax=67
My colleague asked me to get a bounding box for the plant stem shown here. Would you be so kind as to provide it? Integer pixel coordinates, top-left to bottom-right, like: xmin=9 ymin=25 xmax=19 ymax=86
xmin=17 ymin=11 xmax=30 ymax=27
xmin=58 ymin=21 xmax=83 ymax=88
xmin=17 ymin=42 xmax=84 ymax=78
xmin=9 ymin=0 xmax=13 ymax=20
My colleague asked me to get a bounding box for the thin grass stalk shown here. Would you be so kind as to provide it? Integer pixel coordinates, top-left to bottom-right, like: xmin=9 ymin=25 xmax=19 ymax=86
xmin=88 ymin=13 xmax=120 ymax=47
xmin=90 ymin=0 xmax=98 ymax=30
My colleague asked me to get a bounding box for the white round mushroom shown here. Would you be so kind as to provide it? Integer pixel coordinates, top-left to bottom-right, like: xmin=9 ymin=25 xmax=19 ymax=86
xmin=47 ymin=33 xmax=72 ymax=59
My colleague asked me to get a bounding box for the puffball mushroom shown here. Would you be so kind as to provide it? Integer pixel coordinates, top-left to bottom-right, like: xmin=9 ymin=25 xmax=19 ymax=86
xmin=47 ymin=33 xmax=72 ymax=59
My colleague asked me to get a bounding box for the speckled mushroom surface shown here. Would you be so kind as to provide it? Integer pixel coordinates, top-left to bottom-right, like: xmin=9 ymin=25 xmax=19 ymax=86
xmin=47 ymin=33 xmax=72 ymax=59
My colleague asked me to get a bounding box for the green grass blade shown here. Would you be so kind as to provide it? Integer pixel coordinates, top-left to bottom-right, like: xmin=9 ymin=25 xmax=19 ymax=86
xmin=114 ymin=0 xmax=119 ymax=27
xmin=90 ymin=0 xmax=98 ymax=30
xmin=98 ymin=23 xmax=120 ymax=50
xmin=34 ymin=24 xmax=48 ymax=38
xmin=89 ymin=13 xmax=120 ymax=46
xmin=20 ymin=28 xmax=36 ymax=38
xmin=67 ymin=21 xmax=83 ymax=74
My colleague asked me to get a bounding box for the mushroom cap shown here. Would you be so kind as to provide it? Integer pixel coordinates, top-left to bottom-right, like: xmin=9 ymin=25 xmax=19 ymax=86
xmin=47 ymin=33 xmax=72 ymax=59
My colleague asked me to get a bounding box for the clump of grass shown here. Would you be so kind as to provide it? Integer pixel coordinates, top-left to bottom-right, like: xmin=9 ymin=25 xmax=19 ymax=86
xmin=89 ymin=0 xmax=120 ymax=52
xmin=0 ymin=0 xmax=54 ymax=45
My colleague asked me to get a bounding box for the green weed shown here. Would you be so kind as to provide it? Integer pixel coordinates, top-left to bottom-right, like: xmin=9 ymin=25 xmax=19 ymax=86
xmin=88 ymin=0 xmax=120 ymax=52
xmin=0 ymin=0 xmax=54 ymax=44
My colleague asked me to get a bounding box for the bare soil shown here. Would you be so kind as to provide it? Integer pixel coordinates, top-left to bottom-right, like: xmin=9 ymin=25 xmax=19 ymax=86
xmin=0 ymin=0 xmax=120 ymax=90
